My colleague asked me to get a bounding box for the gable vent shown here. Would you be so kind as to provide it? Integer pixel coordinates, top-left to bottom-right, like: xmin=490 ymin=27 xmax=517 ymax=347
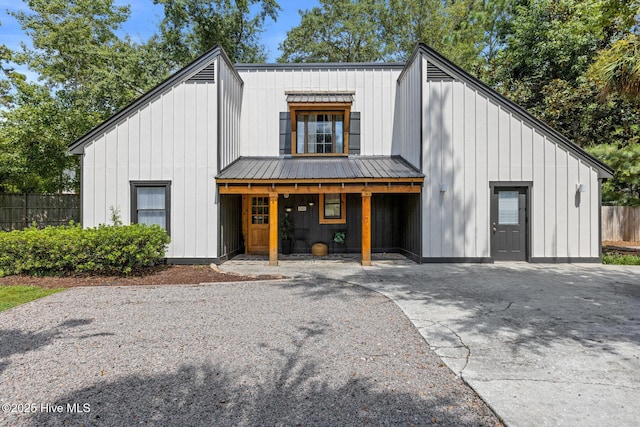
xmin=187 ymin=63 xmax=215 ymax=83
xmin=426 ymin=62 xmax=454 ymax=81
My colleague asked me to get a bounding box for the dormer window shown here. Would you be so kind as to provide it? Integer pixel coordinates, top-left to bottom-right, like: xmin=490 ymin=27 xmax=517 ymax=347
xmin=287 ymin=91 xmax=353 ymax=156
xmin=296 ymin=113 xmax=344 ymax=154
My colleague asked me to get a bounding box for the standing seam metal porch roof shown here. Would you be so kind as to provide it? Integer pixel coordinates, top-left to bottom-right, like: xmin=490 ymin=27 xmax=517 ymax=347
xmin=285 ymin=92 xmax=355 ymax=104
xmin=216 ymin=156 xmax=424 ymax=181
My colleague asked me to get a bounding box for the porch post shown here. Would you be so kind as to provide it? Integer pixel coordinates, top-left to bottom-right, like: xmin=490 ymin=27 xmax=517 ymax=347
xmin=269 ymin=193 xmax=278 ymax=266
xmin=361 ymin=191 xmax=372 ymax=266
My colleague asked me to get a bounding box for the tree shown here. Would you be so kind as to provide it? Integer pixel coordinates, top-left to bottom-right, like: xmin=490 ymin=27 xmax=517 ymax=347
xmin=278 ymin=0 xmax=481 ymax=65
xmin=11 ymin=0 xmax=171 ymax=117
xmin=588 ymin=144 xmax=640 ymax=206
xmin=0 ymin=77 xmax=79 ymax=193
xmin=154 ymin=0 xmax=280 ymax=65
xmin=0 ymin=31 xmax=14 ymax=109
xmin=278 ymin=0 xmax=506 ymax=71
xmin=535 ymin=77 xmax=640 ymax=149
xmin=279 ymin=0 xmax=388 ymax=62
xmin=383 ymin=0 xmax=488 ymax=69
xmin=589 ymin=33 xmax=640 ymax=100
xmin=1 ymin=0 xmax=171 ymax=193
xmin=490 ymin=0 xmax=611 ymax=104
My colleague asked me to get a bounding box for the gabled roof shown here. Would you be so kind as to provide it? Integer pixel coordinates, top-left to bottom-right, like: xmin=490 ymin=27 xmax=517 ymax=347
xmin=405 ymin=43 xmax=614 ymax=179
xmin=68 ymin=45 xmax=239 ymax=154
xmin=216 ymin=156 xmax=424 ymax=182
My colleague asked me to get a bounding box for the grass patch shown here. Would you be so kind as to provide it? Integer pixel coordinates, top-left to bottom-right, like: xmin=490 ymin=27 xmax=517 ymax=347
xmin=0 ymin=286 xmax=65 ymax=312
xmin=602 ymin=253 xmax=640 ymax=265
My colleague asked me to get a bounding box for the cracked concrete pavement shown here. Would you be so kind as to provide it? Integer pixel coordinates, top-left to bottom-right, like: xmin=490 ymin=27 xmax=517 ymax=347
xmin=220 ymin=259 xmax=640 ymax=427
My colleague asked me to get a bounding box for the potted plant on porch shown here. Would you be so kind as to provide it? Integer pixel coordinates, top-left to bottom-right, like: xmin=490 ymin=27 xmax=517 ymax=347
xmin=333 ymin=230 xmax=347 ymax=253
xmin=280 ymin=213 xmax=293 ymax=255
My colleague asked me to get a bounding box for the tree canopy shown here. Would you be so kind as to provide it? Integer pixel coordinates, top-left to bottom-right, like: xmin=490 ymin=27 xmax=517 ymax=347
xmin=154 ymin=0 xmax=280 ymax=64
xmin=278 ymin=0 xmax=388 ymax=62
xmin=278 ymin=0 xmax=494 ymax=70
xmin=589 ymin=33 xmax=640 ymax=100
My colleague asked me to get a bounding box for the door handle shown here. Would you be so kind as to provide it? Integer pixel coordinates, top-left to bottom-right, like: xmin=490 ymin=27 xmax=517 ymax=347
xmin=492 ymin=222 xmax=497 ymax=232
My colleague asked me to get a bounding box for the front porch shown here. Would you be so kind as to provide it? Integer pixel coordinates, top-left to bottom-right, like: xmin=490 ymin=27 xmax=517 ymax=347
xmin=216 ymin=156 xmax=424 ymax=266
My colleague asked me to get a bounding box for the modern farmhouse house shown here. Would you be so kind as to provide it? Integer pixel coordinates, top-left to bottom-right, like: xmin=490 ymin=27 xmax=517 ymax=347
xmin=69 ymin=43 xmax=613 ymax=265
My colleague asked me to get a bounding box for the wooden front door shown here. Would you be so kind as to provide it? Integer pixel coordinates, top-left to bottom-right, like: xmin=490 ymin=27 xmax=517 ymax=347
xmin=491 ymin=186 xmax=528 ymax=261
xmin=247 ymin=195 xmax=270 ymax=254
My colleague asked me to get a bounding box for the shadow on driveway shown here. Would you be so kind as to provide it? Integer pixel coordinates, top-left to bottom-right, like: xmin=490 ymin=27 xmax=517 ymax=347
xmin=29 ymin=324 xmax=487 ymax=426
xmin=341 ymin=264 xmax=640 ymax=356
xmin=0 ymin=319 xmax=112 ymax=374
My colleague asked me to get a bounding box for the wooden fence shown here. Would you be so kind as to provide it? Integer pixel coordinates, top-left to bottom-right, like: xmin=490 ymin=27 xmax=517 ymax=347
xmin=0 ymin=193 xmax=80 ymax=231
xmin=602 ymin=206 xmax=640 ymax=242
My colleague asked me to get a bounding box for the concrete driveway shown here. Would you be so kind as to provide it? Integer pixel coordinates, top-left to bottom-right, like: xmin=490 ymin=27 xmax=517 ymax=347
xmin=221 ymin=259 xmax=640 ymax=426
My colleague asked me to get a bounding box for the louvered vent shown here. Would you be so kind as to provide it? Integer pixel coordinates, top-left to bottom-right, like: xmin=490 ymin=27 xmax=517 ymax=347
xmin=187 ymin=63 xmax=215 ymax=83
xmin=426 ymin=62 xmax=454 ymax=81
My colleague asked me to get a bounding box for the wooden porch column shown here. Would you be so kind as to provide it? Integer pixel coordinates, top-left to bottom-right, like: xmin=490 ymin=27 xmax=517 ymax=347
xmin=269 ymin=193 xmax=278 ymax=266
xmin=361 ymin=191 xmax=372 ymax=266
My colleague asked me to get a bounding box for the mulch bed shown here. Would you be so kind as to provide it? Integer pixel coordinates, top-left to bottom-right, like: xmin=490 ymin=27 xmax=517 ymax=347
xmin=0 ymin=265 xmax=285 ymax=289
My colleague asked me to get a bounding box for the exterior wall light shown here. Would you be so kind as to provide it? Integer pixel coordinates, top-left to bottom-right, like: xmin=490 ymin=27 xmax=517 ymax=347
xmin=439 ymin=183 xmax=448 ymax=192
xmin=285 ymin=207 xmax=293 ymax=213
xmin=576 ymin=183 xmax=587 ymax=193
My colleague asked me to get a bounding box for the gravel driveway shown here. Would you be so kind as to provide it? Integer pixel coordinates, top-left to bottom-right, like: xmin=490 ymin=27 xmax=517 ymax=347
xmin=0 ymin=280 xmax=499 ymax=426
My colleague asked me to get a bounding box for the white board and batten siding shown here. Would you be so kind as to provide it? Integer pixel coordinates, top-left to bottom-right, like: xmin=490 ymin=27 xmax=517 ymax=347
xmin=237 ymin=66 xmax=402 ymax=157
xmin=80 ymin=54 xmax=242 ymax=260
xmin=392 ymin=56 xmax=422 ymax=169
xmin=420 ymin=53 xmax=600 ymax=259
xmin=218 ymin=58 xmax=243 ymax=170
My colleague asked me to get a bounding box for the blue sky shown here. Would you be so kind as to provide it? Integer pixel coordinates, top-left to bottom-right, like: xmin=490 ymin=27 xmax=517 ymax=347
xmin=0 ymin=0 xmax=319 ymax=63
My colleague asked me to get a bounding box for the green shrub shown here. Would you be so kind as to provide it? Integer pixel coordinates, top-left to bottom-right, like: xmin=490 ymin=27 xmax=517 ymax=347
xmin=602 ymin=253 xmax=640 ymax=265
xmin=0 ymin=223 xmax=170 ymax=276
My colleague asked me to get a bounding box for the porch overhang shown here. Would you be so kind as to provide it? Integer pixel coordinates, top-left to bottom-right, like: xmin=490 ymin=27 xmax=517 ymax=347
xmin=216 ymin=156 xmax=423 ymax=267
xmin=215 ymin=156 xmax=424 ymax=195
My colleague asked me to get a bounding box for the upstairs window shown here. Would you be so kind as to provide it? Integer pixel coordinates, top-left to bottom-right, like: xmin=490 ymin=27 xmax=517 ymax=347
xmin=296 ymin=113 xmax=344 ymax=154
xmin=287 ymin=91 xmax=353 ymax=156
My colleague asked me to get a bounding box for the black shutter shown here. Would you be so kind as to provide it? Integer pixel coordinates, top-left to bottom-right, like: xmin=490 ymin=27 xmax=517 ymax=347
xmin=349 ymin=112 xmax=360 ymax=155
xmin=279 ymin=112 xmax=291 ymax=154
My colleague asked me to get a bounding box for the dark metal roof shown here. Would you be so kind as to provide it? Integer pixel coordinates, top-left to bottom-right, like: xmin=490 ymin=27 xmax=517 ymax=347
xmin=216 ymin=156 xmax=424 ymax=181
xmin=286 ymin=91 xmax=354 ymax=103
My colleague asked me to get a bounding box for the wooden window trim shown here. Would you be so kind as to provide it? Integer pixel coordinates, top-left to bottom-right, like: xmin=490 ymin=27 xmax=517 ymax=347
xmin=290 ymin=103 xmax=350 ymax=156
xmin=319 ymin=193 xmax=346 ymax=224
